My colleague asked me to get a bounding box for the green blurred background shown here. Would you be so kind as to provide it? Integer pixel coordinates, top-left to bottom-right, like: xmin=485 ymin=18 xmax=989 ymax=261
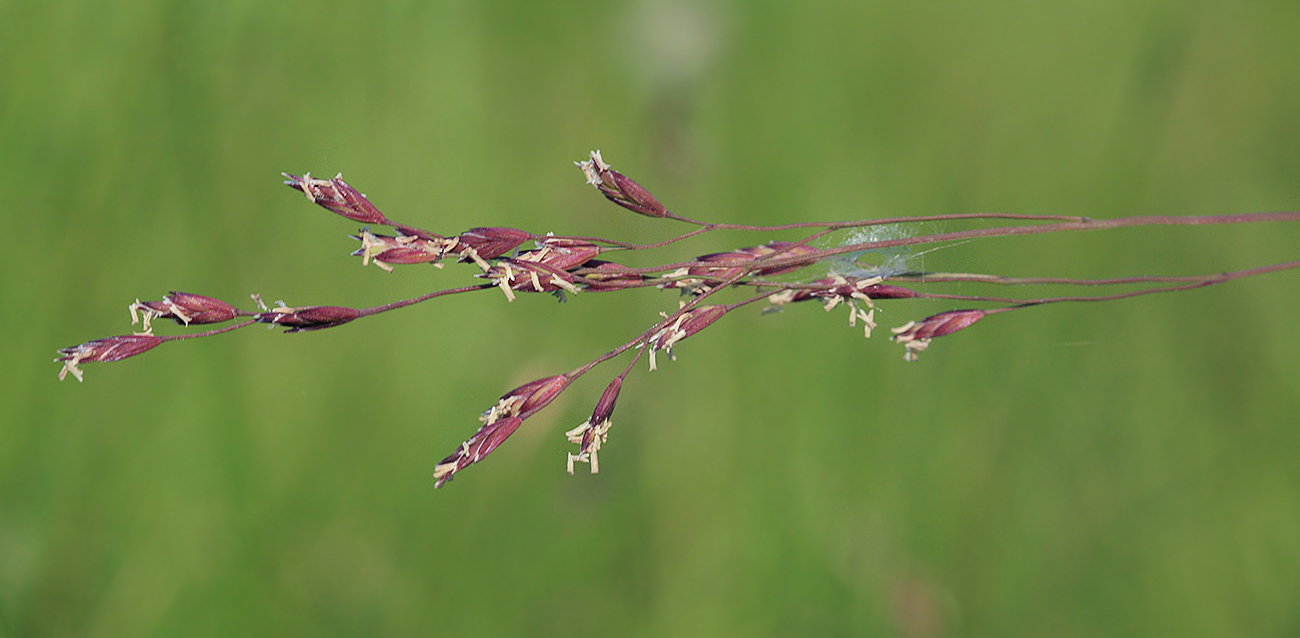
xmin=4 ymin=0 xmax=1300 ymax=636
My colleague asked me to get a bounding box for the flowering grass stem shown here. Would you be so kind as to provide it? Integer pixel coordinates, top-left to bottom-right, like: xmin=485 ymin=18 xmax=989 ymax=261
xmin=56 ymin=151 xmax=1300 ymax=487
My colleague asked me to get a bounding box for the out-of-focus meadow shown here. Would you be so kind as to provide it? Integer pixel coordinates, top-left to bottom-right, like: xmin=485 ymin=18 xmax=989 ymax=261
xmin=4 ymin=1 xmax=1300 ymax=636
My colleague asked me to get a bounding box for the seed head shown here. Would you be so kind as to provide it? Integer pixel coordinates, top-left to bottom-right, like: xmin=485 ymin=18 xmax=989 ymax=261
xmin=451 ymin=227 xmax=533 ymax=268
xmin=351 ymin=229 xmax=451 ymax=271
xmin=862 ymin=284 xmax=919 ymax=299
xmin=515 ymin=238 xmax=603 ymax=272
xmin=566 ymin=375 xmax=623 ymax=474
xmin=255 ymin=305 xmax=362 ymax=332
xmin=433 ymin=374 xmax=572 ymax=488
xmin=891 ymin=309 xmax=986 ymax=361
xmin=480 ymin=375 xmax=572 ymax=424
xmin=575 ymin=150 xmax=667 ymax=218
xmin=282 ymin=172 xmax=391 ymax=225
xmin=130 ymin=292 xmax=239 ymax=331
xmin=56 ymin=334 xmax=164 ymax=382
xmin=643 ymin=305 xmax=728 ymax=370
xmin=667 ymin=242 xmax=820 ymax=293
xmin=482 ymin=259 xmax=583 ymax=302
xmin=433 ymin=416 xmax=524 ymax=488
xmin=576 ymin=260 xmax=652 ymax=292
